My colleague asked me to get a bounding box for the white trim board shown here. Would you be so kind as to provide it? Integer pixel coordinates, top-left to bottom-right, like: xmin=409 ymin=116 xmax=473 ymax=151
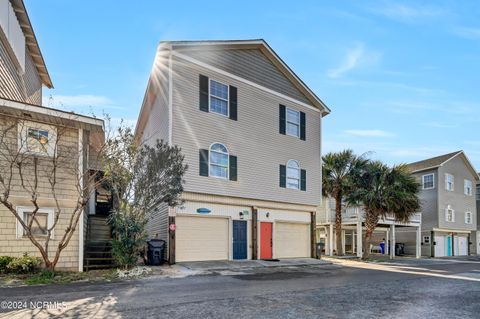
xmin=0 ymin=98 xmax=104 ymax=127
xmin=172 ymin=51 xmax=321 ymax=114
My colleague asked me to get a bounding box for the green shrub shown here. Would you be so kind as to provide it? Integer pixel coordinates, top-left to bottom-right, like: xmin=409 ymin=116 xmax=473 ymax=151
xmin=6 ymin=254 xmax=42 ymax=274
xmin=0 ymin=256 xmax=14 ymax=273
xmin=108 ymin=208 xmax=148 ymax=269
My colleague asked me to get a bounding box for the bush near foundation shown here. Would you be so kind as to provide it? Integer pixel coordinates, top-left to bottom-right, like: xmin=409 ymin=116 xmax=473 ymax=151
xmin=0 ymin=254 xmax=42 ymax=274
xmin=0 ymin=256 xmax=14 ymax=273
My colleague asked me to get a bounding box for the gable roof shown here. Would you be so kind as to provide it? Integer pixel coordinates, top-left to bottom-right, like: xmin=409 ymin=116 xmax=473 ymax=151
xmin=406 ymin=150 xmax=480 ymax=181
xmin=9 ymin=0 xmax=53 ymax=88
xmin=167 ymin=39 xmax=331 ymax=116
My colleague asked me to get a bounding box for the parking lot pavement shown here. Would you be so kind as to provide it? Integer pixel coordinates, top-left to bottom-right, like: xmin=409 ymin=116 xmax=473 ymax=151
xmin=179 ymin=258 xmax=330 ymax=271
xmin=1 ymin=258 xmax=480 ymax=318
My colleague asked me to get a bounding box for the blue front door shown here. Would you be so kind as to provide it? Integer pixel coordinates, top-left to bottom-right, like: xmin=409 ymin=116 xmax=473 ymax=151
xmin=233 ymin=220 xmax=247 ymax=259
xmin=446 ymin=235 xmax=452 ymax=256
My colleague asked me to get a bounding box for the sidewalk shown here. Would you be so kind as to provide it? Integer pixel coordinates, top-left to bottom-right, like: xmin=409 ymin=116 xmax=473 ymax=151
xmin=179 ymin=258 xmax=330 ymax=271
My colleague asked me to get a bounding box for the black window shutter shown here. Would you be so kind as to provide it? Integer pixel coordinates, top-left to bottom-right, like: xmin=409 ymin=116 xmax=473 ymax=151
xmin=300 ymin=112 xmax=306 ymax=141
xmin=301 ymin=169 xmax=307 ymax=191
xmin=229 ymin=155 xmax=237 ymax=181
xmin=229 ymin=86 xmax=237 ymax=121
xmin=199 ymin=75 xmax=209 ymax=112
xmin=279 ymin=104 xmax=286 ymax=135
xmin=199 ymin=149 xmax=209 ymax=176
xmin=279 ymin=164 xmax=286 ymax=188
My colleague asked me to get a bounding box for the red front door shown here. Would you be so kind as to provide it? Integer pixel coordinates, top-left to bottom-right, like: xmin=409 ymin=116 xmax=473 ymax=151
xmin=260 ymin=222 xmax=273 ymax=259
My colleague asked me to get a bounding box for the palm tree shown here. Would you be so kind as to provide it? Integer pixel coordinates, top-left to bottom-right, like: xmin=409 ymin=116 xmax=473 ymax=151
xmin=347 ymin=161 xmax=420 ymax=260
xmin=322 ymin=150 xmax=368 ymax=256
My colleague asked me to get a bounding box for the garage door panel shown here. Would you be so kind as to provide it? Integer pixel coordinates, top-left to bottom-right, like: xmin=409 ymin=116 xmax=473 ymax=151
xmin=176 ymin=216 xmax=229 ymax=262
xmin=275 ymin=222 xmax=310 ymax=258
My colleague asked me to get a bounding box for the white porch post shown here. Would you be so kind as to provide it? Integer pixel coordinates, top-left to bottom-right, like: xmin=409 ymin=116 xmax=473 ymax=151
xmin=390 ymin=224 xmax=396 ymax=259
xmin=356 ymin=221 xmax=362 ymax=258
xmin=78 ymin=128 xmax=84 ymax=272
xmin=352 ymin=230 xmax=356 ymax=254
xmin=329 ymin=223 xmax=334 ymax=256
xmin=341 ymin=230 xmax=346 ymax=255
xmin=385 ymin=230 xmax=389 ymax=255
xmin=416 ymin=225 xmax=421 ymax=258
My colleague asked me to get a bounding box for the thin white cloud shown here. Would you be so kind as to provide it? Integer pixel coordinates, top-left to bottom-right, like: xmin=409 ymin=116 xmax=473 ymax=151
xmin=345 ymin=129 xmax=394 ymax=138
xmin=423 ymin=121 xmax=457 ymax=129
xmin=452 ymin=26 xmax=480 ymax=39
xmin=327 ymin=43 xmax=381 ymax=78
xmin=371 ymin=2 xmax=446 ymax=23
xmin=42 ymin=94 xmax=124 ymax=110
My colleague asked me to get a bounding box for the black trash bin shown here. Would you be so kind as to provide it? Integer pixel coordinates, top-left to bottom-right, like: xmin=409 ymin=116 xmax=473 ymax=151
xmin=316 ymin=242 xmax=325 ymax=259
xmin=395 ymin=243 xmax=405 ymax=256
xmin=147 ymin=239 xmax=165 ymax=265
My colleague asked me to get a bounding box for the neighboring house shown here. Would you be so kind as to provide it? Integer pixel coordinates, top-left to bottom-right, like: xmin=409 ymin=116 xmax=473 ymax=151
xmin=316 ymin=197 xmax=422 ymax=258
xmin=135 ymin=39 xmax=330 ymax=263
xmin=405 ymin=151 xmax=479 ymax=257
xmin=0 ymin=0 xmax=106 ymax=271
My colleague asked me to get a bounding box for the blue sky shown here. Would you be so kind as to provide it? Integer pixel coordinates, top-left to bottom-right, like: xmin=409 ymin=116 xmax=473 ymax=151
xmin=27 ymin=0 xmax=480 ymax=169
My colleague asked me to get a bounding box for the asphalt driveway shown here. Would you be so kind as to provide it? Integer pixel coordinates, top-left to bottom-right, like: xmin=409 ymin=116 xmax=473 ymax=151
xmin=1 ymin=257 xmax=480 ymax=318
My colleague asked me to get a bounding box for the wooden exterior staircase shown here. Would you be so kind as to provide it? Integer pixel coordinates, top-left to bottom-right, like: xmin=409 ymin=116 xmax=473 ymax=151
xmin=84 ymin=216 xmax=115 ymax=271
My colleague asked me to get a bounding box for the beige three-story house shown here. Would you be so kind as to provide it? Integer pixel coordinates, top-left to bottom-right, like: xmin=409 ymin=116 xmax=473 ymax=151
xmin=0 ymin=0 xmax=104 ymax=271
xmin=135 ymin=39 xmax=330 ymax=263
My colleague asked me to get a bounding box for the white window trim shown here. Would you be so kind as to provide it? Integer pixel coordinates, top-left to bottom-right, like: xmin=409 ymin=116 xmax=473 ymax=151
xmin=464 ymin=179 xmax=473 ymax=196
xmin=16 ymin=206 xmax=54 ymax=239
xmin=208 ymin=142 xmax=229 ymax=180
xmin=208 ymin=79 xmax=229 ymax=118
xmin=286 ymin=159 xmax=301 ymax=190
xmin=17 ymin=121 xmax=57 ymax=157
xmin=445 ymin=173 xmax=454 ymax=192
xmin=422 ymin=173 xmax=435 ymax=190
xmin=465 ymin=211 xmax=472 ymax=224
xmin=285 ymin=107 xmax=300 ymax=138
xmin=445 ymin=205 xmax=455 ymax=223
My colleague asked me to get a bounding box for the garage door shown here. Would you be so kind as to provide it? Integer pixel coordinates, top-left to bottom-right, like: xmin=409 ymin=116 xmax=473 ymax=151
xmin=434 ymin=235 xmax=445 ymax=257
xmin=455 ymin=236 xmax=468 ymax=256
xmin=275 ymin=222 xmax=310 ymax=258
xmin=176 ymin=216 xmax=229 ymax=262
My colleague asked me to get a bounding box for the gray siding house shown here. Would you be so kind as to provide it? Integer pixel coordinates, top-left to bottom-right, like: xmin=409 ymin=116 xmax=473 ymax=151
xmin=135 ymin=39 xmax=330 ymax=263
xmin=406 ymin=151 xmax=479 ymax=257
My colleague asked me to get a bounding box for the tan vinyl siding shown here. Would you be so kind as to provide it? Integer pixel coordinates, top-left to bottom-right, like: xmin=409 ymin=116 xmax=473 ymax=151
xmin=0 ymin=37 xmax=42 ymax=104
xmin=146 ymin=202 xmax=169 ymax=253
xmin=137 ymin=45 xmax=171 ymax=146
xmin=142 ymin=91 xmax=169 ymax=147
xmin=171 ymin=54 xmax=321 ymax=206
xmin=0 ymin=115 xmax=82 ymax=270
xmin=180 ymin=48 xmax=311 ymax=105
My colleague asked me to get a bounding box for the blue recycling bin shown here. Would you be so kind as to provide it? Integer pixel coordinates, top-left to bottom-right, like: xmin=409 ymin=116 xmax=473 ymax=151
xmin=380 ymin=242 xmax=385 ymax=254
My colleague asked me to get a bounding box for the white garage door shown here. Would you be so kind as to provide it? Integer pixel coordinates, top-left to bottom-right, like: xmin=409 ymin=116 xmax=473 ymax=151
xmin=455 ymin=236 xmax=468 ymax=256
xmin=275 ymin=222 xmax=310 ymax=258
xmin=176 ymin=216 xmax=229 ymax=262
xmin=434 ymin=235 xmax=445 ymax=257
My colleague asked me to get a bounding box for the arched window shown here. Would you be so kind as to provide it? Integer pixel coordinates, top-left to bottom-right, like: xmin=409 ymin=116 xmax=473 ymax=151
xmin=286 ymin=160 xmax=300 ymax=189
xmin=209 ymin=143 xmax=229 ymax=179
